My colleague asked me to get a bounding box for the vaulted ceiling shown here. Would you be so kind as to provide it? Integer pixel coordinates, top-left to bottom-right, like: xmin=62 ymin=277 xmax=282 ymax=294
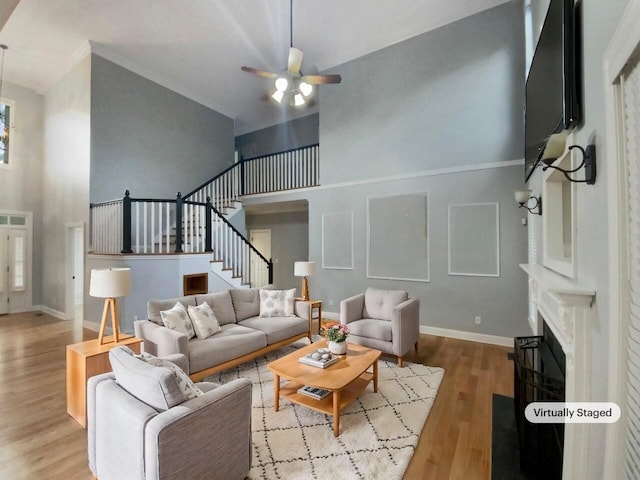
xmin=0 ymin=0 xmax=511 ymax=134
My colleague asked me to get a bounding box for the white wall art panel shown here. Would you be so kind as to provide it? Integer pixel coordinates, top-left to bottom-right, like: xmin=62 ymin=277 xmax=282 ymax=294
xmin=367 ymin=193 xmax=429 ymax=282
xmin=448 ymin=202 xmax=500 ymax=277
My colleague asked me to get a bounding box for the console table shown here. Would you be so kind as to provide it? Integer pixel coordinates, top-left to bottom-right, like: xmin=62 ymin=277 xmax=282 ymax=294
xmin=66 ymin=335 xmax=142 ymax=427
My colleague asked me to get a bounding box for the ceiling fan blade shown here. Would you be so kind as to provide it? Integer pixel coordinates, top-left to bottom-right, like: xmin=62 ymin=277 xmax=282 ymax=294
xmin=287 ymin=47 xmax=303 ymax=75
xmin=300 ymin=74 xmax=342 ymax=85
xmin=241 ymin=66 xmax=278 ymax=79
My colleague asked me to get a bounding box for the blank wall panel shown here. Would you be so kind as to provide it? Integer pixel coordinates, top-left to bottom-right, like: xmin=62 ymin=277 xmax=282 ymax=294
xmin=367 ymin=193 xmax=429 ymax=282
xmin=448 ymin=202 xmax=500 ymax=277
xmin=322 ymin=212 xmax=353 ymax=270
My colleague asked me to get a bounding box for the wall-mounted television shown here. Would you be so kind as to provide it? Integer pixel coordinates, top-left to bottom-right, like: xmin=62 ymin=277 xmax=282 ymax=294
xmin=524 ymin=0 xmax=581 ymax=182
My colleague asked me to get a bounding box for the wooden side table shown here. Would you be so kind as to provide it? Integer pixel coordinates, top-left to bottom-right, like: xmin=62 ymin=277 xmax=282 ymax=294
xmin=308 ymin=300 xmax=322 ymax=335
xmin=66 ymin=335 xmax=143 ymax=428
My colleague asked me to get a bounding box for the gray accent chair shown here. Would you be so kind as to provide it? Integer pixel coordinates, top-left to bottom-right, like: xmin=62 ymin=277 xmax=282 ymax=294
xmin=87 ymin=346 xmax=252 ymax=480
xmin=340 ymin=287 xmax=420 ymax=367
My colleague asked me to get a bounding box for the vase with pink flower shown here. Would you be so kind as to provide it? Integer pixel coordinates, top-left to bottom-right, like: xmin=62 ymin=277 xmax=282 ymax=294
xmin=326 ymin=324 xmax=349 ymax=355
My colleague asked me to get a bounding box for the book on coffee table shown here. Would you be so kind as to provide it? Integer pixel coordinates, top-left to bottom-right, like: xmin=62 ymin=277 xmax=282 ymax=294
xmin=297 ymin=385 xmax=331 ymax=400
xmin=298 ymin=349 xmax=339 ymax=368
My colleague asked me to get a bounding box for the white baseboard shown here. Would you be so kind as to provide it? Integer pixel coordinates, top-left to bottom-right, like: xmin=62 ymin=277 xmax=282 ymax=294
xmin=323 ymin=313 xmax=513 ymax=347
xmin=420 ymin=325 xmax=513 ymax=347
xmin=35 ymin=305 xmax=70 ymax=320
xmin=83 ymin=320 xmax=100 ymax=332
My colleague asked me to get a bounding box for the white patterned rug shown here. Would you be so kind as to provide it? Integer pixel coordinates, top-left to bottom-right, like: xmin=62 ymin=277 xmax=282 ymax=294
xmin=206 ymin=343 xmax=445 ymax=480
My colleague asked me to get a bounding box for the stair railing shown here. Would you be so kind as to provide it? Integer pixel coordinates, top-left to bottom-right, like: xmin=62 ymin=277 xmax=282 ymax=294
xmin=90 ymin=144 xmax=318 ymax=283
xmin=208 ymin=197 xmax=273 ymax=286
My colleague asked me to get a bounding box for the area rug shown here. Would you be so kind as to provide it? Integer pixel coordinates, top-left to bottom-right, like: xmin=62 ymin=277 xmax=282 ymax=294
xmin=206 ymin=344 xmax=444 ymax=480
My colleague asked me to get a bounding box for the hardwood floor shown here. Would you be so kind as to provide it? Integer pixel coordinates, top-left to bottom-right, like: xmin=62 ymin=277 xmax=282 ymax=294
xmin=0 ymin=311 xmax=513 ymax=480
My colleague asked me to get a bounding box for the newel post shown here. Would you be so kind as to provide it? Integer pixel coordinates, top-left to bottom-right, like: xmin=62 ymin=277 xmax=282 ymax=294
xmin=268 ymin=258 xmax=274 ymax=285
xmin=121 ymin=190 xmax=133 ymax=254
xmin=205 ymin=196 xmax=213 ymax=252
xmin=175 ymin=192 xmax=183 ymax=253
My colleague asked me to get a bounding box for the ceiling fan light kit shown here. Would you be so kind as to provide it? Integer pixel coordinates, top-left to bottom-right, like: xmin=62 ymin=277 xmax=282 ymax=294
xmin=241 ymin=0 xmax=341 ymax=108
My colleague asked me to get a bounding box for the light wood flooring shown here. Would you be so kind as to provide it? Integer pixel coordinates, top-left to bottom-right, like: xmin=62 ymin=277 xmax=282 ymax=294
xmin=0 ymin=311 xmax=514 ymax=480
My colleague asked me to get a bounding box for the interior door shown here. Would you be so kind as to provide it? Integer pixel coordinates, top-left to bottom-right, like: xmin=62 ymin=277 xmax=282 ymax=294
xmin=0 ymin=228 xmax=28 ymax=314
xmin=250 ymin=229 xmax=271 ymax=287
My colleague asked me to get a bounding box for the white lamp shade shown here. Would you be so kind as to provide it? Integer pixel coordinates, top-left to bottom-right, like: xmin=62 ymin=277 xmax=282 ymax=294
xmin=90 ymin=268 xmax=132 ymax=298
xmin=294 ymin=261 xmax=316 ymax=277
xmin=515 ymin=190 xmax=532 ymax=204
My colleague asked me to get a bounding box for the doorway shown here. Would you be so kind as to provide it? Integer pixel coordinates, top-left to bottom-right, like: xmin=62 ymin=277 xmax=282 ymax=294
xmin=66 ymin=224 xmax=85 ymax=321
xmin=0 ymin=213 xmax=31 ymax=314
xmin=249 ymin=229 xmax=271 ymax=287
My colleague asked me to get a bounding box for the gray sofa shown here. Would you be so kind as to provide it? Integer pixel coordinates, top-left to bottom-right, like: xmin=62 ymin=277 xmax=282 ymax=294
xmin=134 ymin=288 xmax=312 ymax=381
xmin=88 ymin=346 xmax=252 ymax=480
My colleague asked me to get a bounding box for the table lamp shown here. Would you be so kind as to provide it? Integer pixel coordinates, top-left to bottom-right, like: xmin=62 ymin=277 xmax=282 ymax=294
xmin=294 ymin=261 xmax=316 ymax=301
xmin=90 ymin=267 xmax=132 ymax=345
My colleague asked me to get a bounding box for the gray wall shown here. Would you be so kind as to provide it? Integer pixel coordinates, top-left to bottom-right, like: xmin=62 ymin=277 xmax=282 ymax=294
xmin=320 ymin=2 xmax=525 ymax=185
xmin=244 ymin=1 xmax=529 ymax=338
xmin=244 ymin=164 xmax=529 ymax=338
xmin=90 ymin=54 xmax=235 ymax=202
xmin=235 ymin=113 xmax=319 ymax=159
xmin=245 ymin=211 xmax=309 ymax=292
xmin=0 ymin=82 xmax=44 ymax=306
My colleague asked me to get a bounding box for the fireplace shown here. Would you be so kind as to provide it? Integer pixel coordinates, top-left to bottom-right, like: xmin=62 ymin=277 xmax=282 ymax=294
xmin=514 ymin=325 xmax=566 ymax=479
xmin=520 ymin=263 xmax=595 ymax=479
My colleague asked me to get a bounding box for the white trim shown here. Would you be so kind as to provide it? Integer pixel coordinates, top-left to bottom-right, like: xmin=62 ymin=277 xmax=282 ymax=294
xmin=419 ymin=325 xmax=513 ymax=347
xmin=321 ymin=212 xmax=354 ymax=270
xmin=83 ymin=320 xmax=100 ymax=332
xmin=319 ymin=315 xmax=514 ymax=346
xmin=603 ymin=1 xmax=640 ymax=476
xmin=243 ymin=159 xmax=524 ymax=199
xmin=36 ymin=305 xmax=69 ymax=320
xmin=447 ymin=202 xmax=500 ymax=277
xmin=366 ymin=192 xmax=430 ymax=283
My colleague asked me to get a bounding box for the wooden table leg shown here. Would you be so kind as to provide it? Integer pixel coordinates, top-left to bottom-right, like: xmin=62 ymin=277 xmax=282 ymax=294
xmin=373 ymin=360 xmax=378 ymax=393
xmin=274 ymin=374 xmax=280 ymax=412
xmin=333 ymin=390 xmax=340 ymax=437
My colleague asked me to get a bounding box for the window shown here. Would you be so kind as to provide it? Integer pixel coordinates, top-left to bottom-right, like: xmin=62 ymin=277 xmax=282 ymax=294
xmin=0 ymin=99 xmax=14 ymax=167
xmin=13 ymin=233 xmax=25 ymax=291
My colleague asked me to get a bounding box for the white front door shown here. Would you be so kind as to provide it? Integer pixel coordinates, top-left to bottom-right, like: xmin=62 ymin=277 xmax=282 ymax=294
xmin=0 ymin=227 xmax=29 ymax=314
xmin=249 ymin=229 xmax=271 ymax=287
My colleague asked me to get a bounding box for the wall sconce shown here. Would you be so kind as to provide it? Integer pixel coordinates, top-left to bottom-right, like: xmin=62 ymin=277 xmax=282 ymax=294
xmin=541 ymin=143 xmax=596 ymax=184
xmin=515 ymin=190 xmax=542 ymax=215
xmin=535 ymin=131 xmax=597 ymax=184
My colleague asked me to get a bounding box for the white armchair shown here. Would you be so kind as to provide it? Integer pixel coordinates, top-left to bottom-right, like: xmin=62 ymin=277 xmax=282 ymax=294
xmin=340 ymin=287 xmax=420 ymax=367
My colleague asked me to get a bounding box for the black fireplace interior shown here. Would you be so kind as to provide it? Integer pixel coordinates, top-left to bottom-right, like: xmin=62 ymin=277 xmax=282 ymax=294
xmin=514 ymin=324 xmax=566 ymax=479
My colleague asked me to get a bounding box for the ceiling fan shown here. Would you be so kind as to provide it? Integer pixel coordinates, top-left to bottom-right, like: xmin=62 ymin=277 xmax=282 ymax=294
xmin=241 ymin=0 xmax=341 ymax=107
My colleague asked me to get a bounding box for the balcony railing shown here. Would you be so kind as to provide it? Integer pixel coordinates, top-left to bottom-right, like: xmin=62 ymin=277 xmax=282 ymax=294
xmin=89 ymin=143 xmax=320 ymax=286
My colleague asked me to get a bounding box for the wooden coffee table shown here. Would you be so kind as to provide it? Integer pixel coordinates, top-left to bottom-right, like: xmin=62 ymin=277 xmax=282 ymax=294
xmin=268 ymin=340 xmax=381 ymax=436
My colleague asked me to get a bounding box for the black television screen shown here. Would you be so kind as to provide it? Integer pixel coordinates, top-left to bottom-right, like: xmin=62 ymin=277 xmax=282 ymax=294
xmin=524 ymin=0 xmax=581 ymax=181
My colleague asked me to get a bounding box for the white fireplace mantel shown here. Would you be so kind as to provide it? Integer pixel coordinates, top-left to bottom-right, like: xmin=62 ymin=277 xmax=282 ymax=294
xmin=520 ymin=263 xmax=596 ymax=480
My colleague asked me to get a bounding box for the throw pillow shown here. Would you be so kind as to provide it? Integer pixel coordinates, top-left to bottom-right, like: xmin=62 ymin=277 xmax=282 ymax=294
xmin=259 ymin=288 xmax=296 ymax=317
xmin=188 ymin=301 xmax=222 ymax=340
xmin=136 ymin=352 xmax=204 ymax=399
xmin=160 ymin=302 xmax=196 ymax=339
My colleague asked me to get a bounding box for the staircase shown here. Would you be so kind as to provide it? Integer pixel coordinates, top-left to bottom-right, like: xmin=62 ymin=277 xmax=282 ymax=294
xmin=89 ymin=143 xmax=319 ymax=288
